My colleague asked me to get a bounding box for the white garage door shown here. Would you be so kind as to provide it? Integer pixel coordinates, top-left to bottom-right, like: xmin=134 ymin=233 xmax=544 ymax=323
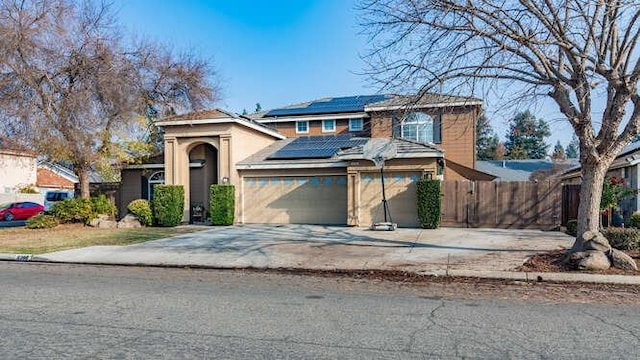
xmin=359 ymin=171 xmax=421 ymax=227
xmin=242 ymin=175 xmax=347 ymax=225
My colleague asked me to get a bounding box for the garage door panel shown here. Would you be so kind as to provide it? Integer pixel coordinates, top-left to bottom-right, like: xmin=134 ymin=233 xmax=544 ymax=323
xmin=360 ymin=172 xmax=420 ymax=227
xmin=243 ymin=176 xmax=347 ymax=225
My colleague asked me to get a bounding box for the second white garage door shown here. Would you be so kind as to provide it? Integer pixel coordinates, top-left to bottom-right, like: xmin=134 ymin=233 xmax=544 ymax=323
xmin=359 ymin=171 xmax=421 ymax=227
xmin=242 ymin=175 xmax=348 ymax=225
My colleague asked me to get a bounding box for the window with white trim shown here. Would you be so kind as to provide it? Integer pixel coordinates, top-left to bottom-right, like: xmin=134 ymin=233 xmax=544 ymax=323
xmin=296 ymin=121 xmax=309 ymax=134
xmin=322 ymin=119 xmax=336 ymax=133
xmin=349 ymin=118 xmax=363 ymax=131
xmin=147 ymin=171 xmax=165 ymax=202
xmin=401 ymin=112 xmax=440 ymax=144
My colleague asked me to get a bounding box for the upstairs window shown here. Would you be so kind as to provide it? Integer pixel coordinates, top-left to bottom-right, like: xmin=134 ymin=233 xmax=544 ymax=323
xmin=296 ymin=121 xmax=309 ymax=134
xmin=322 ymin=119 xmax=336 ymax=133
xmin=401 ymin=112 xmax=441 ymax=144
xmin=349 ymin=118 xmax=363 ymax=131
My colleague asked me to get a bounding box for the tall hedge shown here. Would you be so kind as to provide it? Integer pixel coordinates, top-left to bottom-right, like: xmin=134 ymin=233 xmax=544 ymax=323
xmin=417 ymin=179 xmax=441 ymax=229
xmin=209 ymin=184 xmax=235 ymax=225
xmin=152 ymin=185 xmax=184 ymax=227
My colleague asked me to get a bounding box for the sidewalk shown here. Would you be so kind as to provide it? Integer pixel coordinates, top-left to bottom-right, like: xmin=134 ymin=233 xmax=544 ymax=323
xmin=2 ymin=224 xmax=639 ymax=285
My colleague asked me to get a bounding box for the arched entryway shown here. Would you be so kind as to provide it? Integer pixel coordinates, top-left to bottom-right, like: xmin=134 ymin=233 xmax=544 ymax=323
xmin=188 ymin=143 xmax=218 ymax=223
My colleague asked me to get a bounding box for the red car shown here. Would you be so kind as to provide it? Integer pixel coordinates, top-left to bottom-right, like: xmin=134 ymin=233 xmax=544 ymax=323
xmin=0 ymin=202 xmax=45 ymax=221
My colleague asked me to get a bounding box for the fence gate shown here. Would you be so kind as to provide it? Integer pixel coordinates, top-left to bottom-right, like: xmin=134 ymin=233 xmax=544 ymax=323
xmin=441 ymin=180 xmax=562 ymax=230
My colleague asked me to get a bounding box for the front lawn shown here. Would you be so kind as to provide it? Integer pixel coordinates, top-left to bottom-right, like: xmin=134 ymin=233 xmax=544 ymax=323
xmin=0 ymin=224 xmax=203 ymax=254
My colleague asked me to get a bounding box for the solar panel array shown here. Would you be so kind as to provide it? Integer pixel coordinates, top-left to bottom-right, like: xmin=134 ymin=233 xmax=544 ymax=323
xmin=264 ymin=95 xmax=389 ymax=117
xmin=268 ymin=135 xmax=368 ymax=160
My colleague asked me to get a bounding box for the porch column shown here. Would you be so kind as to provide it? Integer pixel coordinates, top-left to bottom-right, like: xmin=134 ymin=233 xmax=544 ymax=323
xmin=347 ymin=168 xmax=360 ymax=226
xmin=220 ymin=134 xmax=232 ymax=183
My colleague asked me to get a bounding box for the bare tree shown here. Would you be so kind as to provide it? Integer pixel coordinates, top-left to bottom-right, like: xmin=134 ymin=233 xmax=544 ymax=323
xmin=360 ymin=0 xmax=640 ymax=266
xmin=0 ymin=0 xmax=219 ymax=197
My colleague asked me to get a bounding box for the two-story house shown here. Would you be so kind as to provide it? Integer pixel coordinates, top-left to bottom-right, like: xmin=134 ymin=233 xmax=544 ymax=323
xmin=118 ymin=93 xmax=489 ymax=227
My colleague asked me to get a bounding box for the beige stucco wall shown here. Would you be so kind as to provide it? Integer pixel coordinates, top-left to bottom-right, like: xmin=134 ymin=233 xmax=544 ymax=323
xmin=0 ymin=151 xmax=37 ymax=193
xmin=162 ymin=122 xmax=278 ymax=221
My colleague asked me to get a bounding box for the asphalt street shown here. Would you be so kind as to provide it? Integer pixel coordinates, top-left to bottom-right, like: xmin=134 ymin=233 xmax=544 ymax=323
xmin=1 ymin=262 xmax=638 ymax=359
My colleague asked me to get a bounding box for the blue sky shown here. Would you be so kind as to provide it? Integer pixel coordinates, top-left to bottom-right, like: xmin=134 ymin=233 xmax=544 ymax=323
xmin=114 ymin=0 xmax=572 ymax=149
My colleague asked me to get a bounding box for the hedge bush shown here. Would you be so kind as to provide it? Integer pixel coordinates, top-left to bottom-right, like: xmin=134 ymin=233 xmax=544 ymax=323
xmin=91 ymin=194 xmax=117 ymax=217
xmin=209 ymin=185 xmax=235 ymax=226
xmin=601 ymin=227 xmax=640 ymax=250
xmin=26 ymin=214 xmax=59 ymax=229
xmin=50 ymin=198 xmax=95 ymax=223
xmin=152 ymin=185 xmax=184 ymax=227
xmin=565 ymin=219 xmax=578 ymax=237
xmin=630 ymin=211 xmax=640 ymax=229
xmin=127 ymin=199 xmax=153 ymax=226
xmin=416 ymin=179 xmax=441 ymax=229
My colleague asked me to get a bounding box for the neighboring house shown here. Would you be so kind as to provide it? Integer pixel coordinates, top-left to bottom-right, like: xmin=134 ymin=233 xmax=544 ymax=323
xmin=562 ymin=141 xmax=640 ymax=222
xmin=477 ymin=159 xmax=579 ymax=182
xmin=0 ymin=138 xmax=37 ymax=193
xmin=37 ymin=161 xmax=77 ymax=193
xmin=119 ymin=94 xmax=487 ymax=227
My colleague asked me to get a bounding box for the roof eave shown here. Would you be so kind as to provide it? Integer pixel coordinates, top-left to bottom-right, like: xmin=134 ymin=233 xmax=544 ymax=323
xmin=155 ymin=117 xmax=285 ymax=140
xmin=365 ymin=100 xmax=483 ymax=112
xmin=237 ymin=161 xmax=349 ymax=170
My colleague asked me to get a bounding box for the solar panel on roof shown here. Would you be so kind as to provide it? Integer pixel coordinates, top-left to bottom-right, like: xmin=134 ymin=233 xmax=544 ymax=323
xmin=268 ymin=135 xmax=367 ymax=160
xmin=264 ymin=95 xmax=390 ymax=117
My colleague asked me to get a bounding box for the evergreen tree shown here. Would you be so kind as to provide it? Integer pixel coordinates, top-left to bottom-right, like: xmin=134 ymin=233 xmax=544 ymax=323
xmin=255 ymin=103 xmax=262 ymax=113
xmin=565 ymin=135 xmax=579 ymax=159
xmin=504 ymin=110 xmax=551 ymax=159
xmin=552 ymin=140 xmax=567 ymax=161
xmin=476 ymin=114 xmax=500 ymax=160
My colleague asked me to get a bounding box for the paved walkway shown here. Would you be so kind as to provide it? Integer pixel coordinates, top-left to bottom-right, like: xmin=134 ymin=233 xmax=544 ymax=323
xmin=3 ymin=225 xmax=639 ymax=284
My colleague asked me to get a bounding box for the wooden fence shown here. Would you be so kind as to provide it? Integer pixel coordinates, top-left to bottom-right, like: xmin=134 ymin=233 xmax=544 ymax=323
xmin=441 ymin=180 xmax=562 ymax=230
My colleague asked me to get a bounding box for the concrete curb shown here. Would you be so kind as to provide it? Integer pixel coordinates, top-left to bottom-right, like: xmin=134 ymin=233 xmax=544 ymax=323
xmin=3 ymin=254 xmax=639 ymax=286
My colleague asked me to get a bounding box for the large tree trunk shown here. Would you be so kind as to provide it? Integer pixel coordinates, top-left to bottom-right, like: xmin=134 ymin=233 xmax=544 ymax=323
xmin=567 ymin=155 xmax=639 ymax=271
xmin=571 ymin=159 xmax=608 ymax=253
xmin=77 ymin=166 xmax=91 ymax=199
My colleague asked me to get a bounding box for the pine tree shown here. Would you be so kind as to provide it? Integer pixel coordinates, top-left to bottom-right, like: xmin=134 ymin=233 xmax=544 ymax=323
xmin=565 ymin=135 xmax=579 ymax=159
xmin=504 ymin=110 xmax=551 ymax=159
xmin=476 ymin=113 xmax=500 ymax=160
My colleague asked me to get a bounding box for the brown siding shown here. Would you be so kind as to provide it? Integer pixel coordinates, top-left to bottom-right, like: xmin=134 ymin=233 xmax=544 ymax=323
xmin=441 ymin=106 xmax=478 ymax=170
xmin=266 ymin=119 xmax=369 ymax=138
xmin=369 ymin=106 xmax=479 ymax=180
xmin=118 ymin=169 xmax=143 ymax=217
xmin=369 ymin=112 xmax=393 ymax=138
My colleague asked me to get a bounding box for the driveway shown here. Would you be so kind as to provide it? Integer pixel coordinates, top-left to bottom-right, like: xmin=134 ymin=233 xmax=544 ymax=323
xmin=39 ymin=225 xmax=574 ymax=272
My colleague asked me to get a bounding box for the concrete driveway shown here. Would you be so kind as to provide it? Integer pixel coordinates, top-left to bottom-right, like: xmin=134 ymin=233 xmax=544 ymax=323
xmin=38 ymin=225 xmax=574 ymax=272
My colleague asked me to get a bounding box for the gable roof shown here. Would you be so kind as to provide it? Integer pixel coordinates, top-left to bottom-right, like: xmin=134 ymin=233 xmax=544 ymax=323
xmin=155 ymin=108 xmax=285 ymax=140
xmin=562 ymin=140 xmax=640 ymax=180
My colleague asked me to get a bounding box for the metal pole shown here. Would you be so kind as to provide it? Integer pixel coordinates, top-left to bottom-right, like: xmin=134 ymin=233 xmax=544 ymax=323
xmin=381 ymin=165 xmax=388 ymax=222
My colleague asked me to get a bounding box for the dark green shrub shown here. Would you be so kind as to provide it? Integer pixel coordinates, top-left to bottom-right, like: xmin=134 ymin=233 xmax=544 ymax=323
xmin=127 ymin=199 xmax=153 ymax=226
xmin=416 ymin=179 xmax=441 ymax=229
xmin=26 ymin=214 xmax=59 ymax=229
xmin=209 ymin=185 xmax=235 ymax=226
xmin=91 ymin=194 xmax=117 ymax=217
xmin=629 ymin=212 xmax=640 ymax=229
xmin=601 ymin=227 xmax=640 ymax=250
xmin=152 ymin=185 xmax=184 ymax=227
xmin=565 ymin=219 xmax=578 ymax=237
xmin=50 ymin=198 xmax=95 ymax=223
